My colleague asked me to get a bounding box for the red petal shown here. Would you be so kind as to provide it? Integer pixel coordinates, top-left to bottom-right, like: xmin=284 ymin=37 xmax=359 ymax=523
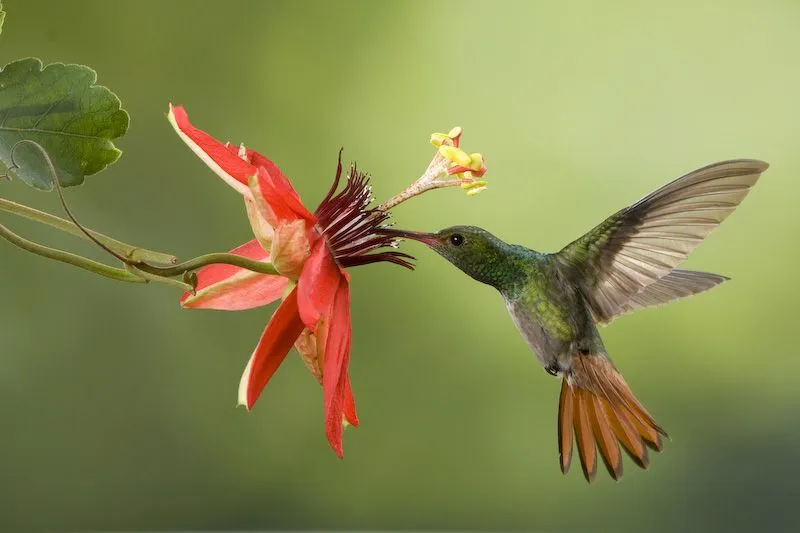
xmin=256 ymin=166 xmax=316 ymax=223
xmin=243 ymin=147 xmax=303 ymax=203
xmin=234 ymin=145 xmax=313 ymax=223
xmin=180 ymin=240 xmax=288 ymax=310
xmin=297 ymin=239 xmax=342 ymax=330
xmin=243 ymin=287 xmax=305 ymax=409
xmin=343 ymin=372 xmax=359 ymax=427
xmin=167 ymin=105 xmax=256 ymax=194
xmin=320 ymin=277 xmax=352 ymax=458
xmin=250 ymin=169 xmax=300 ymax=225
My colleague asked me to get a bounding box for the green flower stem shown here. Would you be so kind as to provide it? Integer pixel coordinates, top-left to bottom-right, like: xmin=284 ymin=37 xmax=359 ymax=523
xmin=0 ymin=222 xmax=146 ymax=283
xmin=0 ymin=197 xmax=177 ymax=264
xmin=0 ymin=197 xmax=279 ymax=284
xmin=133 ymin=252 xmax=279 ymax=278
xmin=0 ymin=217 xmax=280 ymax=289
xmin=124 ymin=263 xmax=194 ymax=292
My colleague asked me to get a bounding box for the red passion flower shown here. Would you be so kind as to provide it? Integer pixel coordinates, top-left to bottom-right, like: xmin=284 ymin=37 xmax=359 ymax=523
xmin=168 ymin=105 xmax=412 ymax=457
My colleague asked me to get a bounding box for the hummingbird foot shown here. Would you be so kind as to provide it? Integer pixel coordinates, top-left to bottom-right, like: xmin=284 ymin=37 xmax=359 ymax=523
xmin=545 ymin=362 xmax=561 ymax=376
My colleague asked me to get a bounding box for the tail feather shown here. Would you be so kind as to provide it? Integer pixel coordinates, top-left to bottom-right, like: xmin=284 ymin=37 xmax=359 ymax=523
xmin=558 ymin=352 xmax=667 ymax=481
xmin=558 ymin=379 xmax=574 ymax=474
xmin=602 ymin=400 xmax=650 ymax=469
xmin=628 ymin=410 xmax=664 ymax=451
xmin=588 ymin=394 xmax=623 ymax=480
xmin=573 ymin=389 xmax=598 ymax=482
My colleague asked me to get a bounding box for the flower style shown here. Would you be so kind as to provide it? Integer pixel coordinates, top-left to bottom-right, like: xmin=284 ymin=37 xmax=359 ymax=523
xmin=167 ymin=105 xmax=413 ymax=457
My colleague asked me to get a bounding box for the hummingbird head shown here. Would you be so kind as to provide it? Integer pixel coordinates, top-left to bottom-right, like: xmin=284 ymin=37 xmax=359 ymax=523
xmin=382 ymin=225 xmax=519 ymax=289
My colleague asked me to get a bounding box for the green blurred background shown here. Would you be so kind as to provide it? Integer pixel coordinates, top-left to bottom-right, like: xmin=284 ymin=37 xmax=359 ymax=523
xmin=2 ymin=0 xmax=799 ymax=531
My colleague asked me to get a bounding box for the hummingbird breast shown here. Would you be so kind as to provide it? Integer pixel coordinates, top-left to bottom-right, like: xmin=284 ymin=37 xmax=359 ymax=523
xmin=502 ymin=255 xmax=603 ymax=373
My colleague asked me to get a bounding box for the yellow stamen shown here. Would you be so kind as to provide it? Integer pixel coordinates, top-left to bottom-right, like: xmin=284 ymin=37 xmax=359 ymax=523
xmin=439 ymin=145 xmax=472 ymax=167
xmin=468 ymin=153 xmax=484 ymax=172
xmin=461 ymin=180 xmax=487 ymax=190
xmin=430 ymin=133 xmax=449 ymax=147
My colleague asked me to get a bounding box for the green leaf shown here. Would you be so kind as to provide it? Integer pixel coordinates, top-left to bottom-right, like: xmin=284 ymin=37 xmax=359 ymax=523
xmin=0 ymin=58 xmax=129 ymax=189
xmin=0 ymin=2 xmax=5 ymax=36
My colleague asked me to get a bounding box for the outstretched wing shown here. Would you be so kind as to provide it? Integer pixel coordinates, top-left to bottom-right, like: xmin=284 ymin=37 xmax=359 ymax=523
xmin=556 ymin=159 xmax=767 ymax=324
xmin=613 ymin=268 xmax=728 ymax=319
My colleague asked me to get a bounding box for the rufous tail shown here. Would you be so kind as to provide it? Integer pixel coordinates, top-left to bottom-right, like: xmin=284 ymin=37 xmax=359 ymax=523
xmin=558 ymin=353 xmax=667 ymax=482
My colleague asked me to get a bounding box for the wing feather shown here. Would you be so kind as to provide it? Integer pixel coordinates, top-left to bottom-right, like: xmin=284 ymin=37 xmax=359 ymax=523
xmin=557 ymin=160 xmax=767 ymax=323
xmin=615 ymin=269 xmax=728 ymax=318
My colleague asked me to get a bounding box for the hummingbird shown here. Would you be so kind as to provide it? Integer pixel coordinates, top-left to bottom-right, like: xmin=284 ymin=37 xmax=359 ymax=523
xmin=384 ymin=159 xmax=768 ymax=482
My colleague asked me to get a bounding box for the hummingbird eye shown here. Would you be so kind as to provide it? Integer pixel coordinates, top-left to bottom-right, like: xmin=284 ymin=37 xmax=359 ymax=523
xmin=449 ymin=234 xmax=465 ymax=246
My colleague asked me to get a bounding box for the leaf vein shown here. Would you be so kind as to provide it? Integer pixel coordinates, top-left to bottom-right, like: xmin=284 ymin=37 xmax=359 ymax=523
xmin=0 ymin=126 xmax=105 ymax=141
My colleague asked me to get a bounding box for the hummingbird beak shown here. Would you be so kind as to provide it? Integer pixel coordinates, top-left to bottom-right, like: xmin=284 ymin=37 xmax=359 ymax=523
xmin=378 ymin=227 xmax=440 ymax=247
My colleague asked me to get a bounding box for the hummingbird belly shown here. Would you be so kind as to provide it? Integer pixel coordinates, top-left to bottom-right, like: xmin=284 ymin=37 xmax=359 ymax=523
xmin=504 ymin=296 xmax=578 ymax=371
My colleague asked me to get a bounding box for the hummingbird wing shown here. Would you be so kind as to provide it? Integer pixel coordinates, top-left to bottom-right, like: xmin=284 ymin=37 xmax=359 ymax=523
xmin=559 ymin=352 xmax=666 ymax=482
xmin=612 ymin=268 xmax=729 ymax=319
xmin=556 ymin=159 xmax=767 ymax=323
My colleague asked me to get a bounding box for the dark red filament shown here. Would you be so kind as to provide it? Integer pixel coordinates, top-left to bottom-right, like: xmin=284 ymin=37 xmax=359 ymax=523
xmin=314 ymin=152 xmax=414 ymax=270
